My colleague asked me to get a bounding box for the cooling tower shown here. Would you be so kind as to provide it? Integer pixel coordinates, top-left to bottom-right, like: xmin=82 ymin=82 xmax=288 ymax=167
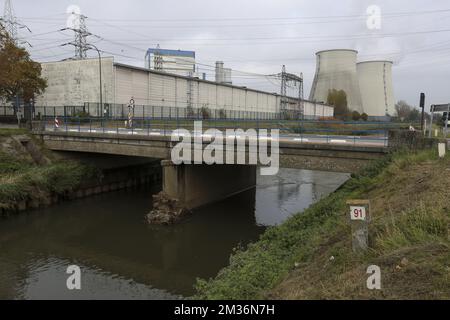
xmin=357 ymin=61 xmax=395 ymax=117
xmin=309 ymin=49 xmax=363 ymax=113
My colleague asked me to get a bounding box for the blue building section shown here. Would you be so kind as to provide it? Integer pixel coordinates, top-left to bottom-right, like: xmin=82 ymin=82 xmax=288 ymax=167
xmin=145 ymin=48 xmax=195 ymax=58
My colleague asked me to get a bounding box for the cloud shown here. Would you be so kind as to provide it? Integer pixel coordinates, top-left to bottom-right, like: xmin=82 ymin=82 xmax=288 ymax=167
xmin=9 ymin=0 xmax=450 ymax=106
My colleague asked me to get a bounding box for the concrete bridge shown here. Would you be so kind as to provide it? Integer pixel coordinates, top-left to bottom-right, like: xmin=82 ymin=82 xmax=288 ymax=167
xmin=34 ymin=128 xmax=388 ymax=213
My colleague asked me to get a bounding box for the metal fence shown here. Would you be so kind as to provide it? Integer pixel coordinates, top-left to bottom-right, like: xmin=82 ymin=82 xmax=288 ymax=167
xmin=2 ymin=104 xmax=422 ymax=147
xmin=29 ymin=104 xmax=299 ymax=121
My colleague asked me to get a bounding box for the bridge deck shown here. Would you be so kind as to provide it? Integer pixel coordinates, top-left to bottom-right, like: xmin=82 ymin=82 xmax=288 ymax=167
xmin=35 ymin=127 xmax=389 ymax=174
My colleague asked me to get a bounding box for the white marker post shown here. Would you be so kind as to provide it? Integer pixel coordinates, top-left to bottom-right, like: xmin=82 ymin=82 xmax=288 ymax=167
xmin=438 ymin=143 xmax=446 ymax=158
xmin=346 ymin=200 xmax=371 ymax=253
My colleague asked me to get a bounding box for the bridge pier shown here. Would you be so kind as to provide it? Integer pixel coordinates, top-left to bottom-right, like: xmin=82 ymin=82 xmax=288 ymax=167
xmin=148 ymin=161 xmax=257 ymax=224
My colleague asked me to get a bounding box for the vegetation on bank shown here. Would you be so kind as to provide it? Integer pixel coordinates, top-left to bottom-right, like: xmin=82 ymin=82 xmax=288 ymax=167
xmin=0 ymin=128 xmax=27 ymax=136
xmin=0 ymin=129 xmax=98 ymax=211
xmin=194 ymin=148 xmax=449 ymax=299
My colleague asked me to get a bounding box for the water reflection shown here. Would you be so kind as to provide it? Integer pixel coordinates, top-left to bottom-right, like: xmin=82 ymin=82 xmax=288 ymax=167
xmin=255 ymin=169 xmax=349 ymax=226
xmin=0 ymin=168 xmax=349 ymax=299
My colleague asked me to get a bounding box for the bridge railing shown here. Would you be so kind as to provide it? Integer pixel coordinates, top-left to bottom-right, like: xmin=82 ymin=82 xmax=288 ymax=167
xmin=33 ymin=114 xmax=399 ymax=147
xmin=16 ymin=104 xmax=426 ymax=147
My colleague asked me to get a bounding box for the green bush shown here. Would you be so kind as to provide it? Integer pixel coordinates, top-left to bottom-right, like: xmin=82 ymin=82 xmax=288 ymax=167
xmin=361 ymin=113 xmax=369 ymax=121
xmin=218 ymin=109 xmax=227 ymax=119
xmin=0 ymin=161 xmax=98 ymax=209
xmin=201 ymin=107 xmax=211 ymax=119
xmin=351 ymin=111 xmax=361 ymax=121
xmin=74 ymin=111 xmax=91 ymax=123
xmin=0 ymin=152 xmax=29 ymax=174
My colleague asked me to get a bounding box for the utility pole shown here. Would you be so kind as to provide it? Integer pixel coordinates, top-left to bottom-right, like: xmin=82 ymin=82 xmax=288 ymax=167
xmin=298 ymin=73 xmax=304 ymax=120
xmin=278 ymin=65 xmax=304 ymax=119
xmin=88 ymin=44 xmax=103 ymax=110
xmin=62 ymin=12 xmax=91 ymax=60
xmin=0 ymin=0 xmax=32 ymax=47
xmin=74 ymin=14 xmax=88 ymax=59
xmin=280 ymin=65 xmax=287 ymax=116
xmin=3 ymin=0 xmax=16 ymax=40
xmin=1 ymin=0 xmax=31 ymax=45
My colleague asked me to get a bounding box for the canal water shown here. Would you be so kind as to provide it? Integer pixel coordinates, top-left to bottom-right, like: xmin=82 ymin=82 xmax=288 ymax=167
xmin=0 ymin=168 xmax=349 ymax=300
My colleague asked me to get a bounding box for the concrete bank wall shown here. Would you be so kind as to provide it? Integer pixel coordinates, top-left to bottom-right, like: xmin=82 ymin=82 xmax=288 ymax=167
xmin=0 ymin=162 xmax=162 ymax=217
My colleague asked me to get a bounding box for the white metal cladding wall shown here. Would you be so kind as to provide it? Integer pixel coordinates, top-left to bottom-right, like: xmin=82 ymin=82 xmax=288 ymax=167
xmin=216 ymin=85 xmax=227 ymax=109
xmin=149 ymin=73 xmax=167 ymax=107
xmin=301 ymin=101 xmax=334 ymax=119
xmin=246 ymin=91 xmax=257 ymax=112
xmin=236 ymin=89 xmax=248 ymax=111
xmin=201 ymin=82 xmax=218 ymax=109
xmin=220 ymin=86 xmax=233 ymax=110
xmin=175 ymin=77 xmax=188 ymax=109
xmin=232 ymin=88 xmax=241 ymax=111
xmin=36 ymin=60 xmax=335 ymax=119
xmin=162 ymin=76 xmax=176 ymax=110
xmin=197 ymin=81 xmax=209 ymax=108
xmin=115 ymin=67 xmax=147 ymax=106
xmin=133 ymin=70 xmax=149 ymax=105
xmin=304 ymin=102 xmax=315 ymax=119
xmin=269 ymin=95 xmax=278 ymax=113
xmin=111 ymin=64 xmax=334 ymax=118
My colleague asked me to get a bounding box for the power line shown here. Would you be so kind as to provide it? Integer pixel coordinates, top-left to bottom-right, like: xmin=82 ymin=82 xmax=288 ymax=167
xmin=19 ymin=7 xmax=450 ymax=23
xmin=93 ymin=28 xmax=450 ymax=43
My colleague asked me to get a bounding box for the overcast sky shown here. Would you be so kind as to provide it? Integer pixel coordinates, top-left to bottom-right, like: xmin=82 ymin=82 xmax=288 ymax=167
xmin=6 ymin=0 xmax=450 ymax=108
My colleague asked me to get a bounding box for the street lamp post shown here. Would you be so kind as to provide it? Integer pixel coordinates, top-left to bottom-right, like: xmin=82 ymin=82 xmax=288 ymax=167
xmin=88 ymin=44 xmax=103 ymax=112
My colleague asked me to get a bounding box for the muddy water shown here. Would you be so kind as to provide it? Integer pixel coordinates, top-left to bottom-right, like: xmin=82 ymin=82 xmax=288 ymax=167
xmin=0 ymin=168 xmax=349 ymax=299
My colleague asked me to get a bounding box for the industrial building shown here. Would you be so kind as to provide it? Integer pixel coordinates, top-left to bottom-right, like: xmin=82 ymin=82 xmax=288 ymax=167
xmin=215 ymin=61 xmax=232 ymax=85
xmin=309 ymin=49 xmax=363 ymax=113
xmin=36 ymin=57 xmax=334 ymax=119
xmin=357 ymin=61 xmax=395 ymax=117
xmin=144 ymin=47 xmax=197 ymax=77
xmin=309 ymin=49 xmax=396 ymax=119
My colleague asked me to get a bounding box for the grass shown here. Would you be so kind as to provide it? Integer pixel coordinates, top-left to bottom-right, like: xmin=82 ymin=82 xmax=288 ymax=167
xmin=0 ymin=128 xmax=27 ymax=136
xmin=0 ymin=129 xmax=98 ymax=211
xmin=375 ymin=202 xmax=448 ymax=253
xmin=0 ymin=152 xmax=29 ymax=174
xmin=194 ymin=148 xmax=450 ymax=300
xmin=0 ymin=161 xmax=97 ymax=210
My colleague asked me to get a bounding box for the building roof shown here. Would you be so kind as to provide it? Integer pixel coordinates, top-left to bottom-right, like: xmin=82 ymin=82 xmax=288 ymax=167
xmin=146 ymin=48 xmax=195 ymax=58
xmin=357 ymin=60 xmax=394 ymax=65
xmin=316 ymin=49 xmax=358 ymax=55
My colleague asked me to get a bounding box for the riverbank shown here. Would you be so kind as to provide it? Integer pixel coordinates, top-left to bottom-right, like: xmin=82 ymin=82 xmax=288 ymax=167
xmin=0 ymin=129 xmax=99 ymax=214
xmin=194 ymin=148 xmax=449 ymax=299
xmin=0 ymin=129 xmax=161 ymax=215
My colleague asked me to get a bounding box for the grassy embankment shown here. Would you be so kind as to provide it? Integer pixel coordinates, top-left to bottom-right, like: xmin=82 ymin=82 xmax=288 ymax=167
xmin=195 ymin=148 xmax=449 ymax=299
xmin=0 ymin=129 xmax=97 ymax=212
